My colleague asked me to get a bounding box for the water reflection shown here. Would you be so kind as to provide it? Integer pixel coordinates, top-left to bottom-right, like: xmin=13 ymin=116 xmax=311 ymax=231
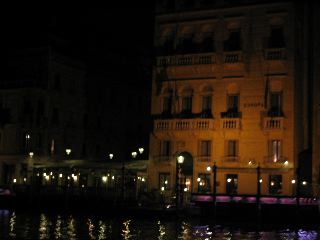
xmin=9 ymin=211 xmax=16 ymax=238
xmin=0 ymin=210 xmax=319 ymax=239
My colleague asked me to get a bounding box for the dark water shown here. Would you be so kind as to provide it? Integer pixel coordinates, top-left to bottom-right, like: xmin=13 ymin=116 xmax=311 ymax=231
xmin=0 ymin=209 xmax=319 ymax=239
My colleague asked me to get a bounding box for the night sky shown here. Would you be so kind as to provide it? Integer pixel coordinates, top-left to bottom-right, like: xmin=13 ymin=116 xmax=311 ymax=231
xmin=3 ymin=4 xmax=155 ymax=76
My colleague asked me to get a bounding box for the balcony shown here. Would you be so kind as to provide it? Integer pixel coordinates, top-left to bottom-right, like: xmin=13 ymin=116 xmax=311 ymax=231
xmin=154 ymin=118 xmax=214 ymax=131
xmin=262 ymin=117 xmax=284 ymax=130
xmin=220 ymin=111 xmax=241 ymax=130
xmin=156 ymin=53 xmax=216 ymax=67
xmin=223 ymin=51 xmax=243 ymax=63
xmin=264 ymin=48 xmax=286 ymax=60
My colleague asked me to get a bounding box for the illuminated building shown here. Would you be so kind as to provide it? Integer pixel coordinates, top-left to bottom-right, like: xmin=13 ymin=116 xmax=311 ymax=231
xmin=148 ymin=0 xmax=319 ymax=197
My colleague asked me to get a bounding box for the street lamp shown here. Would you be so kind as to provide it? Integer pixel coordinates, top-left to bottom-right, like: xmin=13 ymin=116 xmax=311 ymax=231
xmin=176 ymin=155 xmax=184 ymax=209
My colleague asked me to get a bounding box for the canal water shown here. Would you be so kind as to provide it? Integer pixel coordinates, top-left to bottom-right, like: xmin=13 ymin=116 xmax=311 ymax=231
xmin=0 ymin=209 xmax=319 ymax=239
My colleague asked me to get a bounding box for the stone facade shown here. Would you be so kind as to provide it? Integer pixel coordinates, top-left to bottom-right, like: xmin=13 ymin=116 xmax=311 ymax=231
xmin=148 ymin=0 xmax=316 ymax=197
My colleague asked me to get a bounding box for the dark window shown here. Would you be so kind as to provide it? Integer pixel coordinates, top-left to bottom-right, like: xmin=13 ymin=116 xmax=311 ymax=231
xmin=227 ymin=95 xmax=239 ymax=112
xmin=162 ymin=96 xmax=172 ymax=115
xmin=160 ymin=141 xmax=171 ymax=156
xmin=224 ymin=30 xmax=241 ymax=51
xmin=226 ymin=140 xmax=238 ymax=157
xmin=268 ymin=26 xmax=285 ymax=48
xmin=269 ymin=92 xmax=283 ymax=116
xmin=182 ymin=96 xmax=192 ymax=114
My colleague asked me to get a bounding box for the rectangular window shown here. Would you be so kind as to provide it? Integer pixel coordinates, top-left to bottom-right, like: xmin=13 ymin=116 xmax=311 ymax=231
xmin=225 ymin=140 xmax=239 ymax=162
xmin=162 ymin=96 xmax=172 ymax=114
xmin=269 ymin=175 xmax=282 ymax=195
xmin=227 ymin=95 xmax=239 ymax=112
xmin=182 ymin=96 xmax=192 ymax=113
xmin=224 ymin=29 xmax=241 ymax=51
xmin=197 ymin=173 xmax=211 ymax=193
xmin=202 ymin=96 xmax=212 ymax=111
xmin=199 ymin=140 xmax=211 ymax=157
xmin=269 ymin=92 xmax=282 ymax=116
xmin=268 ymin=140 xmax=282 ymax=162
xmin=159 ymin=173 xmax=170 ymax=190
xmin=160 ymin=140 xmax=171 ymax=157
xmin=269 ymin=26 xmax=285 ymax=48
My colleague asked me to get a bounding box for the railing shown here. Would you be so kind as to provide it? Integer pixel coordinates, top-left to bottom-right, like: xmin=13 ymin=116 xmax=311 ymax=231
xmin=157 ymin=53 xmax=216 ymax=67
xmin=262 ymin=117 xmax=284 ymax=130
xmin=224 ymin=51 xmax=243 ymax=63
xmin=154 ymin=119 xmax=214 ymax=131
xmin=220 ymin=118 xmax=241 ymax=129
xmin=264 ymin=48 xmax=286 ymax=60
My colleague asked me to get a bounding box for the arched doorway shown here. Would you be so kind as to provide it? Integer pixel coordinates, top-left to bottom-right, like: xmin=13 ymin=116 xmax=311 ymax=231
xmin=176 ymin=151 xmax=193 ymax=194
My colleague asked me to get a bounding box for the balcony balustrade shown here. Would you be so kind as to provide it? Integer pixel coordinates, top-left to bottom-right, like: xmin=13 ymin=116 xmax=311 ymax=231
xmin=224 ymin=51 xmax=243 ymax=63
xmin=156 ymin=53 xmax=216 ymax=67
xmin=264 ymin=48 xmax=286 ymax=60
xmin=154 ymin=118 xmax=214 ymax=131
xmin=262 ymin=117 xmax=284 ymax=130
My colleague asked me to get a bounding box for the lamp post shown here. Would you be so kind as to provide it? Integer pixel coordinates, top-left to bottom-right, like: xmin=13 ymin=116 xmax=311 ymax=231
xmin=176 ymin=155 xmax=184 ymax=209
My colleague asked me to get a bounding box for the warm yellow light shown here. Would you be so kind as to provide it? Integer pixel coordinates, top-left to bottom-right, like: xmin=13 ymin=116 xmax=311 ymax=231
xmin=73 ymin=176 xmax=78 ymax=181
xmin=302 ymin=181 xmax=307 ymax=185
xmin=138 ymin=147 xmax=144 ymax=154
xmin=184 ymin=187 xmax=188 ymax=192
xmin=259 ymin=179 xmax=263 ymax=183
xmin=50 ymin=172 xmax=53 ymax=175
xmin=270 ymin=181 xmax=274 ymax=186
xmin=227 ymin=178 xmax=232 ymax=183
xmin=66 ymin=149 xmax=71 ymax=155
xmin=109 ymin=153 xmax=114 ymax=159
xmin=26 ymin=134 xmax=30 ymax=139
xmin=141 ymin=177 xmax=145 ymax=182
xmin=43 ymin=173 xmax=47 ymax=177
xmin=164 ymin=180 xmax=168 ymax=185
xmin=45 ymin=176 xmax=50 ymax=181
xmin=177 ymin=155 xmax=184 ymax=164
xmin=206 ymin=166 xmax=211 ymax=172
xmin=59 ymin=173 xmax=63 ymax=178
xmin=197 ymin=177 xmax=201 ymax=182
xmin=23 ymin=178 xmax=27 ymax=182
xmin=29 ymin=152 xmax=34 ymax=157
xmin=102 ymin=176 xmax=107 ymax=183
xmin=161 ymin=186 xmax=165 ymax=191
xmin=131 ymin=151 xmax=137 ymax=158
xmin=284 ymin=160 xmax=289 ymax=165
xmin=112 ymin=175 xmax=115 ymax=180
xmin=291 ymin=179 xmax=296 ymax=184
xmin=13 ymin=178 xmax=17 ymax=183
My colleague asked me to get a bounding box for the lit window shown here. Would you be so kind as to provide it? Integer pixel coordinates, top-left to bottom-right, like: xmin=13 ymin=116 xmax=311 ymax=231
xmin=268 ymin=140 xmax=282 ymax=162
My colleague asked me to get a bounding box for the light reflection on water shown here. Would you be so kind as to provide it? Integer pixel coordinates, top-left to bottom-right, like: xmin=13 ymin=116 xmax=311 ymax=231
xmin=0 ymin=210 xmax=319 ymax=239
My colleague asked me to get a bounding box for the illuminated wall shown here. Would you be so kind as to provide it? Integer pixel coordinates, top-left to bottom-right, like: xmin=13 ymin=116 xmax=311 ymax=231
xmin=148 ymin=1 xmax=312 ymax=197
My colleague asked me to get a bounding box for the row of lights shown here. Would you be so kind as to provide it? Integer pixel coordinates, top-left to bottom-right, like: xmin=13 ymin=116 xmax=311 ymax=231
xmin=108 ymin=148 xmax=144 ymax=160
